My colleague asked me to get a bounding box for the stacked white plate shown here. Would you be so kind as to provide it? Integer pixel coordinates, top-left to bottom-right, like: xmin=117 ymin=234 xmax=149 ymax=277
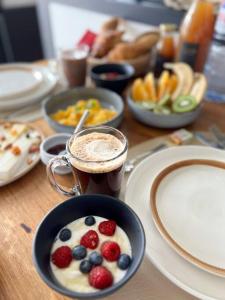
xmin=125 ymin=146 xmax=225 ymax=300
xmin=0 ymin=63 xmax=58 ymax=111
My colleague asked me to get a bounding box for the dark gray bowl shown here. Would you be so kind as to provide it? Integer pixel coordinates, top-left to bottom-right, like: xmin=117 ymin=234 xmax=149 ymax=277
xmin=43 ymin=87 xmax=124 ymax=133
xmin=90 ymin=63 xmax=135 ymax=94
xmin=127 ymin=94 xmax=202 ymax=129
xmin=33 ymin=194 xmax=145 ymax=299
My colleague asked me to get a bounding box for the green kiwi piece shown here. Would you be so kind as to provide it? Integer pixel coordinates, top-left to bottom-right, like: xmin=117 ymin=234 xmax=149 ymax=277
xmin=158 ymin=94 xmax=171 ymax=106
xmin=172 ymin=95 xmax=198 ymax=113
xmin=153 ymin=105 xmax=171 ymax=115
xmin=136 ymin=101 xmax=156 ymax=110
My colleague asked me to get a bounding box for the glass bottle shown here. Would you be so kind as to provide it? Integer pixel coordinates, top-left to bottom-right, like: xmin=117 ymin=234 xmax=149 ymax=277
xmin=177 ymin=0 xmax=216 ymax=72
xmin=154 ymin=24 xmax=177 ymax=77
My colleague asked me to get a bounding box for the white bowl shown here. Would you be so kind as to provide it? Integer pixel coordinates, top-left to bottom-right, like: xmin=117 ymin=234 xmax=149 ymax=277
xmin=40 ymin=133 xmax=71 ymax=175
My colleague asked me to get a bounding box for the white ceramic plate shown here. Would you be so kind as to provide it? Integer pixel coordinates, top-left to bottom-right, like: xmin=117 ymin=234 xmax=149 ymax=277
xmin=125 ymin=146 xmax=225 ymax=300
xmin=0 ymin=65 xmax=57 ymax=111
xmin=0 ymin=64 xmax=43 ymax=99
xmin=150 ymin=159 xmax=225 ymax=277
xmin=0 ymin=122 xmax=44 ymax=187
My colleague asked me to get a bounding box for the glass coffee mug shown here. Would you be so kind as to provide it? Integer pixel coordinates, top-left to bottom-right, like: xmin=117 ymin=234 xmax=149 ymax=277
xmin=47 ymin=126 xmax=128 ymax=197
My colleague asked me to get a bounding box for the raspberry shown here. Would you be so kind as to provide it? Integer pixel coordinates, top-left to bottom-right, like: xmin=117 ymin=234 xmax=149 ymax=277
xmin=80 ymin=230 xmax=99 ymax=249
xmin=51 ymin=246 xmax=72 ymax=268
xmin=98 ymin=220 xmax=116 ymax=236
xmin=89 ymin=266 xmax=113 ymax=289
xmin=101 ymin=241 xmax=121 ymax=262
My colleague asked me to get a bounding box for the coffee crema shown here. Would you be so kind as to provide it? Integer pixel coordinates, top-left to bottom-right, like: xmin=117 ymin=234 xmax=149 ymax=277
xmin=69 ymin=132 xmax=127 ymax=174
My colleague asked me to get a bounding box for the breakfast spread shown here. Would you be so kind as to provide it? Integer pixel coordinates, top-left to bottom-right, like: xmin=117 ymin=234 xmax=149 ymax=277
xmin=131 ymin=62 xmax=207 ymax=114
xmin=0 ymin=122 xmax=41 ymax=181
xmin=50 ymin=216 xmax=132 ymax=292
xmin=51 ymin=99 xmax=117 ymax=127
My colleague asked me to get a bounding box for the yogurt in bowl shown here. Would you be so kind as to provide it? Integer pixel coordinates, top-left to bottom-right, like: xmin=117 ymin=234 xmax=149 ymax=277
xmin=33 ymin=194 xmax=145 ymax=299
xmin=50 ymin=216 xmax=132 ymax=292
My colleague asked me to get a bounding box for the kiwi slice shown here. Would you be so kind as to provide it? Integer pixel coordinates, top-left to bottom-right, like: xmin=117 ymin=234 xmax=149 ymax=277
xmin=172 ymin=95 xmax=198 ymax=113
xmin=158 ymin=94 xmax=170 ymax=106
xmin=137 ymin=101 xmax=156 ymax=110
xmin=153 ymin=106 xmax=171 ymax=115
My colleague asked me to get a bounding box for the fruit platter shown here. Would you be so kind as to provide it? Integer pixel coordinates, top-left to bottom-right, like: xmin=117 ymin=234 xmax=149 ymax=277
xmin=127 ymin=62 xmax=207 ymax=128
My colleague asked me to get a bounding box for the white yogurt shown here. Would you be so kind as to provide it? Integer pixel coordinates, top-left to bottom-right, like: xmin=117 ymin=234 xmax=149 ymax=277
xmin=50 ymin=216 xmax=132 ymax=293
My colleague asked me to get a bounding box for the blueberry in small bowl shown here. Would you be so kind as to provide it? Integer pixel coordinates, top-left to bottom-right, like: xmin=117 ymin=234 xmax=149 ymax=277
xmin=33 ymin=194 xmax=145 ymax=299
xmin=90 ymin=63 xmax=135 ymax=94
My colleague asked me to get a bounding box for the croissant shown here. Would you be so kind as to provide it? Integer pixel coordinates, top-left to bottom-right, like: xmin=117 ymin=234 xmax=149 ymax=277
xmin=108 ymin=32 xmax=159 ymax=61
xmin=91 ymin=30 xmax=124 ymax=58
xmin=101 ymin=17 xmax=120 ymax=32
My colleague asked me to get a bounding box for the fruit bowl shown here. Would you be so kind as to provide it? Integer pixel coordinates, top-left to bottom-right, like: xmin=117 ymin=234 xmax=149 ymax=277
xmin=43 ymin=87 xmax=124 ymax=133
xmin=127 ymin=62 xmax=206 ymax=129
xmin=127 ymin=94 xmax=202 ymax=129
xmin=33 ymin=194 xmax=145 ymax=299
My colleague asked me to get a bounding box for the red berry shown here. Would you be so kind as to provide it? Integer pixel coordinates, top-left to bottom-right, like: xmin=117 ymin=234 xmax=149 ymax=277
xmin=80 ymin=230 xmax=99 ymax=249
xmin=101 ymin=241 xmax=121 ymax=262
xmin=51 ymin=246 xmax=72 ymax=268
xmin=89 ymin=266 xmax=113 ymax=289
xmin=98 ymin=220 xmax=116 ymax=236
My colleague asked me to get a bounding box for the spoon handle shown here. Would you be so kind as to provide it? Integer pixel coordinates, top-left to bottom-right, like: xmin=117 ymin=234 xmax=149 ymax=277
xmin=74 ymin=110 xmax=89 ymax=134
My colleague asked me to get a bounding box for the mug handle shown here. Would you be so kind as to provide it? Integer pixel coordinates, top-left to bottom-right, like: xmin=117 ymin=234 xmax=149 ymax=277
xmin=47 ymin=155 xmax=81 ymax=197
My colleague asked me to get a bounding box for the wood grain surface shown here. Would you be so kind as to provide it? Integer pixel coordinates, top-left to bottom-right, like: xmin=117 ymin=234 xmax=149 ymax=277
xmin=0 ymin=84 xmax=225 ymax=300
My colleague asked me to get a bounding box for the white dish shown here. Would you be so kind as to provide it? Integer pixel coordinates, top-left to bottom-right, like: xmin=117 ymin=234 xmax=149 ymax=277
xmin=0 ymin=64 xmax=58 ymax=111
xmin=125 ymin=146 xmax=225 ymax=300
xmin=0 ymin=122 xmax=44 ymax=187
xmin=0 ymin=64 xmax=43 ymax=99
xmin=150 ymin=159 xmax=225 ymax=277
xmin=40 ymin=133 xmax=71 ymax=175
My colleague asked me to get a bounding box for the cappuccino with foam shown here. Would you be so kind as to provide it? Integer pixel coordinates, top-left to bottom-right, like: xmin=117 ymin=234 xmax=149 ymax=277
xmin=69 ymin=132 xmax=127 ymax=196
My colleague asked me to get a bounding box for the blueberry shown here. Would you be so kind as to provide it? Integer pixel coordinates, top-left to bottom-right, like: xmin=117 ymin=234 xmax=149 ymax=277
xmin=89 ymin=251 xmax=103 ymax=266
xmin=117 ymin=254 xmax=131 ymax=270
xmin=79 ymin=260 xmax=93 ymax=274
xmin=59 ymin=228 xmax=71 ymax=242
xmin=72 ymin=245 xmax=87 ymax=260
xmin=85 ymin=216 xmax=96 ymax=226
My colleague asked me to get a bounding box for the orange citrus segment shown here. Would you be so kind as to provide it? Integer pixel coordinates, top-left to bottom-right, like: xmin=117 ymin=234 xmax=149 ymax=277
xmin=132 ymin=78 xmax=149 ymax=101
xmin=157 ymin=70 xmax=170 ymax=100
xmin=144 ymin=73 xmax=157 ymax=102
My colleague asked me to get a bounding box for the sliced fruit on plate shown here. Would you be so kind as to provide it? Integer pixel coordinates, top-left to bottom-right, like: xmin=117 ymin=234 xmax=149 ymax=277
xmin=153 ymin=106 xmax=171 ymax=115
xmin=190 ymin=73 xmax=207 ymax=104
xmin=158 ymin=94 xmax=170 ymax=106
xmin=164 ymin=62 xmax=194 ymax=101
xmin=132 ymin=78 xmax=149 ymax=101
xmin=172 ymin=95 xmax=198 ymax=113
xmin=167 ymin=74 xmax=178 ymax=95
xmin=136 ymin=101 xmax=156 ymax=110
xmin=157 ymin=70 xmax=170 ymax=100
xmin=144 ymin=73 xmax=157 ymax=101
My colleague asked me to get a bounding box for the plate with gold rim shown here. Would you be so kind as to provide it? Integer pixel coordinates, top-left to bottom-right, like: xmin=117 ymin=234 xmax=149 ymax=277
xmin=125 ymin=146 xmax=225 ymax=300
xmin=150 ymin=159 xmax=225 ymax=277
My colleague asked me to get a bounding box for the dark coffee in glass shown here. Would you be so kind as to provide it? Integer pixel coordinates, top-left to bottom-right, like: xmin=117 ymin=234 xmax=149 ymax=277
xmin=47 ymin=126 xmax=128 ymax=197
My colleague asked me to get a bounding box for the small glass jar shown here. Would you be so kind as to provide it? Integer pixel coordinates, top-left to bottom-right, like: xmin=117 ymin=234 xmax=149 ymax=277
xmin=153 ymin=24 xmax=177 ymax=77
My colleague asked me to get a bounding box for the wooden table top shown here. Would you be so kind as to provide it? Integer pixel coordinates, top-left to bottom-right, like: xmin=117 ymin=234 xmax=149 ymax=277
xmin=0 ymin=86 xmax=225 ymax=300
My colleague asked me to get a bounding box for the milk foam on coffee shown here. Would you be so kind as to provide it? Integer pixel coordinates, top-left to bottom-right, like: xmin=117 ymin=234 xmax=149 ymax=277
xmin=69 ymin=132 xmax=127 ymax=173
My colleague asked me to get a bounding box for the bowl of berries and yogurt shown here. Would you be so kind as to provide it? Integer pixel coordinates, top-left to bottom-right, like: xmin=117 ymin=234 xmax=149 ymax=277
xmin=33 ymin=194 xmax=145 ymax=299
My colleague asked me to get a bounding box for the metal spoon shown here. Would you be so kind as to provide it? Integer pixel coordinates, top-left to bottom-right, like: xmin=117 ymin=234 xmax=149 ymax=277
xmin=58 ymin=110 xmax=89 ymax=156
xmin=74 ymin=109 xmax=89 ymax=134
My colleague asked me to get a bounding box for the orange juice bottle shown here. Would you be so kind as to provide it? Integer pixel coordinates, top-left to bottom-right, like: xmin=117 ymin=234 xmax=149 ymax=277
xmin=177 ymin=0 xmax=216 ymax=72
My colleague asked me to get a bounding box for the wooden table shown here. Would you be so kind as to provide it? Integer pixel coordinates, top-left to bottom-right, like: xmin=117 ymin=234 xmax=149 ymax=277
xmin=0 ymin=92 xmax=225 ymax=300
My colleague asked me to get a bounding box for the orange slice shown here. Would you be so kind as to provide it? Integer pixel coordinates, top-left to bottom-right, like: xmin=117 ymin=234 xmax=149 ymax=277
xmin=144 ymin=73 xmax=157 ymax=102
xmin=131 ymin=79 xmax=149 ymax=101
xmin=157 ymin=70 xmax=170 ymax=100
